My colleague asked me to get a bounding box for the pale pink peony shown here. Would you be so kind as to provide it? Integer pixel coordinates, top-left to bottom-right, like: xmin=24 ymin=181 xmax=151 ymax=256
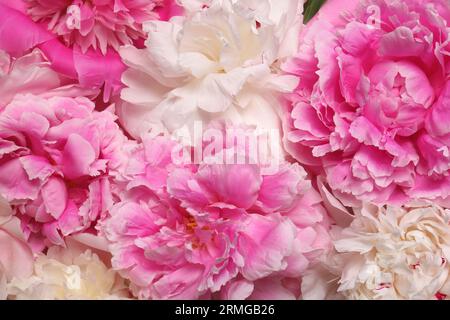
xmin=7 ymin=240 xmax=130 ymax=300
xmin=0 ymin=197 xmax=34 ymax=300
xmin=0 ymin=94 xmax=132 ymax=251
xmin=0 ymin=1 xmax=182 ymax=101
xmin=24 ymin=0 xmax=171 ymax=54
xmin=282 ymin=0 xmax=450 ymax=205
xmin=0 ymin=49 xmax=99 ymax=109
xmin=104 ymin=128 xmax=331 ymax=299
xmin=302 ymin=202 xmax=450 ymax=300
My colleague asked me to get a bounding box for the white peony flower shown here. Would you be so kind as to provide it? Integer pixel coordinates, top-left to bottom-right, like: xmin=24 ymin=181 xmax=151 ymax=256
xmin=7 ymin=246 xmax=128 ymax=300
xmin=117 ymin=0 xmax=300 ymax=147
xmin=302 ymin=203 xmax=450 ymax=300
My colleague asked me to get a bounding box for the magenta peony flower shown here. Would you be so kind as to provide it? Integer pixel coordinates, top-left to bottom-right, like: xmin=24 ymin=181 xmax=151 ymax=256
xmin=282 ymin=0 xmax=450 ymax=205
xmin=25 ymin=0 xmax=164 ymax=54
xmin=0 ymin=94 xmax=132 ymax=251
xmin=104 ymin=130 xmax=331 ymax=299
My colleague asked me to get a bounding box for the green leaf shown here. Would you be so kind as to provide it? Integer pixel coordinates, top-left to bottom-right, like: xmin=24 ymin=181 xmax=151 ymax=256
xmin=303 ymin=0 xmax=327 ymax=24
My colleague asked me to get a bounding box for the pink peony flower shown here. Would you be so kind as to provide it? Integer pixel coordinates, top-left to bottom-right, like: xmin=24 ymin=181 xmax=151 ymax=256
xmin=25 ymin=0 xmax=165 ymax=55
xmin=117 ymin=0 xmax=301 ymax=145
xmin=0 ymin=0 xmax=182 ymax=101
xmin=0 ymin=49 xmax=99 ymax=109
xmin=303 ymin=202 xmax=450 ymax=300
xmin=104 ymin=129 xmax=331 ymax=299
xmin=282 ymin=0 xmax=450 ymax=205
xmin=0 ymin=94 xmax=132 ymax=251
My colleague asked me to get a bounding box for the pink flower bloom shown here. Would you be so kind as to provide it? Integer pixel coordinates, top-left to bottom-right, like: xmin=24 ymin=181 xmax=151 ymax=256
xmin=25 ymin=0 xmax=165 ymax=55
xmin=0 ymin=0 xmax=182 ymax=101
xmin=282 ymin=0 xmax=450 ymax=205
xmin=0 ymin=49 xmax=98 ymax=109
xmin=104 ymin=129 xmax=331 ymax=299
xmin=0 ymin=94 xmax=132 ymax=251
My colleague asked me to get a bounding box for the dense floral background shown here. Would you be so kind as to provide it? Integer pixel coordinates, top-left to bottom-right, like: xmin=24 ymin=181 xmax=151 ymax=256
xmin=0 ymin=0 xmax=449 ymax=300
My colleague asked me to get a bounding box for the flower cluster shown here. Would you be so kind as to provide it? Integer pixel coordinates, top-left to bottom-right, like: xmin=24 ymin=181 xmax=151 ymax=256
xmin=0 ymin=0 xmax=449 ymax=301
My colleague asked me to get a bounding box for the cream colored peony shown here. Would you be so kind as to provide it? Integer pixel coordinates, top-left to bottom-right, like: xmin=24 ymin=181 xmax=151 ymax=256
xmin=117 ymin=0 xmax=301 ymax=145
xmin=7 ymin=245 xmax=128 ymax=300
xmin=302 ymin=203 xmax=450 ymax=300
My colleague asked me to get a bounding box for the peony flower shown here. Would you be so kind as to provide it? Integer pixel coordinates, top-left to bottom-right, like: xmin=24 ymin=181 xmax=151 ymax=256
xmin=0 ymin=49 xmax=60 ymax=109
xmin=0 ymin=94 xmax=133 ymax=251
xmin=7 ymin=243 xmax=128 ymax=299
xmin=282 ymin=0 xmax=450 ymax=205
xmin=104 ymin=127 xmax=331 ymax=299
xmin=0 ymin=196 xmax=34 ymax=300
xmin=219 ymin=276 xmax=302 ymax=300
xmin=303 ymin=203 xmax=450 ymax=300
xmin=24 ymin=0 xmax=165 ymax=55
xmin=117 ymin=0 xmax=300 ymax=143
xmin=0 ymin=0 xmax=182 ymax=101
xmin=0 ymin=49 xmax=99 ymax=109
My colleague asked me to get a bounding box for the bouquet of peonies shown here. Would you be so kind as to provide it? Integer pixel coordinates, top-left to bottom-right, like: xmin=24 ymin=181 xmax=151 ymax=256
xmin=0 ymin=0 xmax=448 ymax=300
